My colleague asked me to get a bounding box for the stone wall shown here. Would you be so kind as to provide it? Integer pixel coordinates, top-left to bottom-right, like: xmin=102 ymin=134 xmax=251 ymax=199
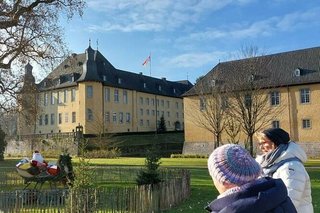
xmin=183 ymin=141 xmax=320 ymax=158
xmin=5 ymin=134 xmax=78 ymax=157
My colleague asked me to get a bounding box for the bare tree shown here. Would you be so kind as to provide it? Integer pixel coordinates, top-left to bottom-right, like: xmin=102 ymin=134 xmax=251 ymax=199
xmin=188 ymin=76 xmax=227 ymax=149
xmin=226 ymin=46 xmax=285 ymax=155
xmin=0 ymin=0 xmax=85 ymax=111
xmin=224 ymin=115 xmax=241 ymax=144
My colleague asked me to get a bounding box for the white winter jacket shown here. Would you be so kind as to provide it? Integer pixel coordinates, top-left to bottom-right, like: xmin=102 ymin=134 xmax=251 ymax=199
xmin=257 ymin=142 xmax=313 ymax=213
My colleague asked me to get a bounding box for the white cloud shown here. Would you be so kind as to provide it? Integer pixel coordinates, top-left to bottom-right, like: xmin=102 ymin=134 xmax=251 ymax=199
xmin=85 ymin=0 xmax=253 ymax=32
xmin=163 ymin=51 xmax=228 ymax=68
xmin=178 ymin=7 xmax=320 ymax=43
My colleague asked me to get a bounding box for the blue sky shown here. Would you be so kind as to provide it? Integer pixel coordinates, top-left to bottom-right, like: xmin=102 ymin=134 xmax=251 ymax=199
xmin=59 ymin=0 xmax=320 ymax=84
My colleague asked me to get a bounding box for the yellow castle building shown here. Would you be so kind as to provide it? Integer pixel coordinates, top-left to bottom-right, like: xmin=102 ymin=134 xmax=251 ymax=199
xmin=18 ymin=45 xmax=192 ymax=136
xmin=183 ymin=47 xmax=320 ymax=157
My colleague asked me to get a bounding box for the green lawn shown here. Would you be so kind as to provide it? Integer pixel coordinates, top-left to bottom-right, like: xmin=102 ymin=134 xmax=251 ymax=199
xmin=2 ymin=157 xmax=319 ymax=212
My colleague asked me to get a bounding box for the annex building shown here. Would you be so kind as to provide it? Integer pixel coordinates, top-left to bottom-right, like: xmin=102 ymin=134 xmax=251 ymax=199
xmin=18 ymin=45 xmax=192 ymax=136
xmin=183 ymin=47 xmax=320 ymax=157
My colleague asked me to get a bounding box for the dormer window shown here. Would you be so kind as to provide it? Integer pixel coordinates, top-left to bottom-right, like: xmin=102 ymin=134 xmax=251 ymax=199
xmin=294 ymin=68 xmax=301 ymax=77
xmin=43 ymin=82 xmax=47 ymax=87
xmin=173 ymin=88 xmax=176 ymax=93
xmin=144 ymin=82 xmax=147 ymax=88
xmin=249 ymin=74 xmax=255 ymax=82
xmin=103 ymin=75 xmax=107 ymax=81
xmin=210 ymin=80 xmax=216 ymax=87
xmin=158 ymin=85 xmax=162 ymax=91
xmin=118 ymin=78 xmax=122 ymax=84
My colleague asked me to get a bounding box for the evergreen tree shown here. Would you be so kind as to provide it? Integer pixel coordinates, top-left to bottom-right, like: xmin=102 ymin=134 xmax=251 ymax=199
xmin=136 ymin=143 xmax=162 ymax=185
xmin=157 ymin=115 xmax=167 ymax=133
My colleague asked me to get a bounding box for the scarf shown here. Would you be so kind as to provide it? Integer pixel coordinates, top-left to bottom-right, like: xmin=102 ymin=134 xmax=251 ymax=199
xmin=260 ymin=143 xmax=289 ymax=176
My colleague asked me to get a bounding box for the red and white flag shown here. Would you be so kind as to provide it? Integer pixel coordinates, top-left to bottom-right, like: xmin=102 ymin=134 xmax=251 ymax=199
xmin=142 ymin=55 xmax=151 ymax=66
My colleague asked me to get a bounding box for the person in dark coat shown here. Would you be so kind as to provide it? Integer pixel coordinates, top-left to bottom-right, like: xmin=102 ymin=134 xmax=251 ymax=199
xmin=206 ymin=144 xmax=297 ymax=213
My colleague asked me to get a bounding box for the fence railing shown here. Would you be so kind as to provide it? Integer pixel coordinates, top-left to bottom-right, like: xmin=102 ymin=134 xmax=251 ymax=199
xmin=0 ymin=168 xmax=190 ymax=212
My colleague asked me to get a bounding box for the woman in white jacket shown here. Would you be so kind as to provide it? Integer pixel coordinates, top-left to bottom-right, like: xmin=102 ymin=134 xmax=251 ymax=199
xmin=256 ymin=128 xmax=313 ymax=213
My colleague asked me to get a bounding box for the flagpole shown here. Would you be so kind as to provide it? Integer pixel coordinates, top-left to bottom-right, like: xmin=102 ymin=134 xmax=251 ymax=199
xmin=149 ymin=52 xmax=152 ymax=76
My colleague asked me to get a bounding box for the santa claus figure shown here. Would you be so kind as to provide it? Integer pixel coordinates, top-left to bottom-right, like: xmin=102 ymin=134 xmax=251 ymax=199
xmin=31 ymin=150 xmax=47 ymax=168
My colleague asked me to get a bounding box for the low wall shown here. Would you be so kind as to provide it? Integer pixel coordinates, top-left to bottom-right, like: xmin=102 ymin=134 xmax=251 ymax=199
xmin=183 ymin=141 xmax=320 ymax=158
xmin=5 ymin=134 xmax=78 ymax=157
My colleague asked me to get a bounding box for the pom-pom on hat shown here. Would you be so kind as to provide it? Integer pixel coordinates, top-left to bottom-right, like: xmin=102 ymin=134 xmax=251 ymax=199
xmin=262 ymin=128 xmax=290 ymax=146
xmin=208 ymin=144 xmax=261 ymax=186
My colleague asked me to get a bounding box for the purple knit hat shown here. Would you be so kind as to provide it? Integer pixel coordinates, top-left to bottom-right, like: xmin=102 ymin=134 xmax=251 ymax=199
xmin=208 ymin=144 xmax=261 ymax=186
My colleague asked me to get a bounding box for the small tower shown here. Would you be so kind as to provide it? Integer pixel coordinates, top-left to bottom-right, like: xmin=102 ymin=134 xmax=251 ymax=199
xmin=18 ymin=63 xmax=38 ymax=137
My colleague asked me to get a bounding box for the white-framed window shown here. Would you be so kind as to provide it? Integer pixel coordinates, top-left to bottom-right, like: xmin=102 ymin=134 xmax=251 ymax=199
xmin=87 ymin=108 xmax=93 ymax=121
xmin=114 ymin=89 xmax=119 ymax=103
xmin=104 ymin=87 xmax=110 ymax=102
xmin=86 ymin=86 xmax=93 ymax=98
xmin=176 ymin=102 xmax=179 ymax=109
xmin=64 ymin=89 xmax=68 ymax=103
xmin=146 ymin=98 xmax=150 ymax=105
xmin=58 ymin=113 xmax=62 ymax=124
xmin=146 ymin=109 xmax=150 ymax=116
xmin=244 ymin=94 xmax=252 ymax=108
xmin=123 ymin=90 xmax=128 ymax=104
xmin=300 ymin=88 xmax=310 ymax=104
xmin=44 ymin=114 xmax=48 ymax=125
xmin=112 ymin=112 xmax=117 ymax=123
xmin=72 ymin=112 xmax=76 ymax=123
xmin=50 ymin=113 xmax=55 ymax=125
xmin=44 ymin=93 xmax=48 ymax=106
xmin=151 ymin=98 xmax=155 ymax=106
xmin=270 ymin=91 xmax=280 ymax=106
xmin=140 ymin=97 xmax=143 ymax=105
xmin=39 ymin=115 xmax=43 ymax=125
xmin=126 ymin=112 xmax=131 ymax=123
xmin=140 ymin=108 xmax=143 ymax=116
xmin=71 ymin=88 xmax=76 ymax=102
xmin=140 ymin=119 xmax=144 ymax=126
xmin=302 ymin=119 xmax=311 ymax=129
xmin=105 ymin=112 xmax=110 ymax=122
xmin=119 ymin=112 xmax=123 ymax=123
xmin=51 ymin=92 xmax=55 ymax=105
xmin=58 ymin=91 xmax=62 ymax=104
xmin=272 ymin=120 xmax=280 ymax=128
xmin=65 ymin=112 xmax=68 ymax=123
xmin=200 ymin=97 xmax=206 ymax=111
